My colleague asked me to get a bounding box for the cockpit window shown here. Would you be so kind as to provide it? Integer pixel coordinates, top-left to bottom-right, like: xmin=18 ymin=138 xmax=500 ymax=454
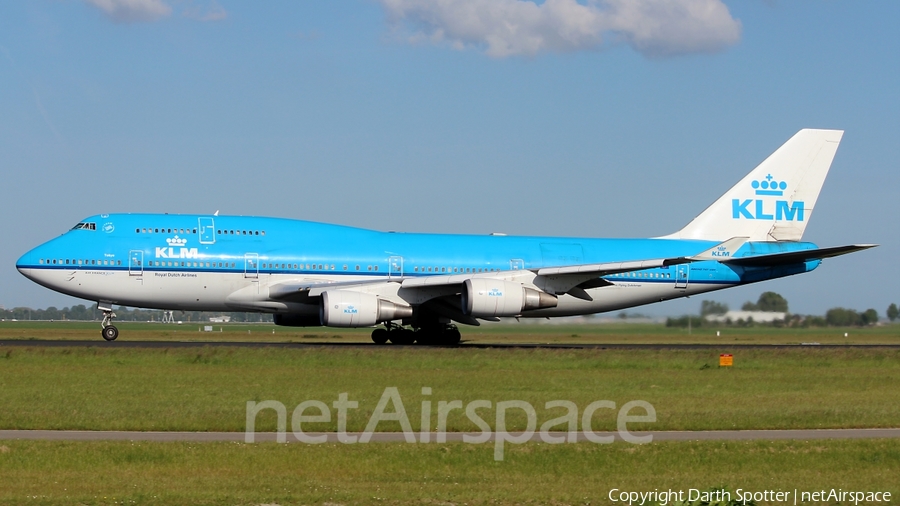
xmin=71 ymin=222 xmax=96 ymax=231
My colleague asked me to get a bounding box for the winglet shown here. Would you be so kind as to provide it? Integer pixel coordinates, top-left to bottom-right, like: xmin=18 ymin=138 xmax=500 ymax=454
xmin=689 ymin=237 xmax=749 ymax=261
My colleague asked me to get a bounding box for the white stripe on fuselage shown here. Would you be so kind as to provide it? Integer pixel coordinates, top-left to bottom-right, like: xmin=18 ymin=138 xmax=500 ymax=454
xmin=19 ymin=266 xmax=733 ymax=316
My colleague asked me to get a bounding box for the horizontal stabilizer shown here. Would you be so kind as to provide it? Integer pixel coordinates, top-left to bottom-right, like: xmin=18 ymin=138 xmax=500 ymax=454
xmin=725 ymin=244 xmax=877 ymax=267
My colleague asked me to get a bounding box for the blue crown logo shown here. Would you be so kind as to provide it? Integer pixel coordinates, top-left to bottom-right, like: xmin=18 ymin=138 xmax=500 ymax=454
xmin=166 ymin=235 xmax=188 ymax=247
xmin=751 ymin=174 xmax=787 ymax=196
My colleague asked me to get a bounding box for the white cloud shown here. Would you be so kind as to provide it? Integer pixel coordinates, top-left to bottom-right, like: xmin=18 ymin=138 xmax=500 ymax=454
xmin=83 ymin=0 xmax=172 ymax=22
xmin=379 ymin=0 xmax=742 ymax=58
xmin=182 ymin=0 xmax=228 ymax=22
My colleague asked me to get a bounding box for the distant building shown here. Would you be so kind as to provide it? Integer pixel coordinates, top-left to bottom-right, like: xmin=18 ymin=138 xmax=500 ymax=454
xmin=705 ymin=310 xmax=786 ymax=323
xmin=209 ymin=316 xmax=231 ymax=323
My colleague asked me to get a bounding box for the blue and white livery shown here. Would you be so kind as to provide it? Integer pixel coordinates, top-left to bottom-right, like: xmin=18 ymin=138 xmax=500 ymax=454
xmin=17 ymin=130 xmax=874 ymax=343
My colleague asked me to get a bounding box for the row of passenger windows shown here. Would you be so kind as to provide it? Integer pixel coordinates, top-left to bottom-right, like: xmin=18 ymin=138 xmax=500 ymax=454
xmin=41 ymin=259 xmax=120 ymax=266
xmin=414 ymin=266 xmax=499 ymax=273
xmin=219 ymin=230 xmax=265 ymax=236
xmin=137 ymin=228 xmax=197 ymax=234
xmin=148 ymin=261 xmax=237 ymax=268
xmin=134 ymin=228 xmax=266 ymax=236
xmin=611 ymin=272 xmax=672 ymax=279
xmin=264 ymin=263 xmax=341 ymax=271
xmin=257 ymin=264 xmax=503 ymax=273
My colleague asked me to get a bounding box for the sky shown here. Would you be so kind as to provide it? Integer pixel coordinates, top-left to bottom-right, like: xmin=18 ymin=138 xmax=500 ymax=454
xmin=1 ymin=0 xmax=897 ymax=317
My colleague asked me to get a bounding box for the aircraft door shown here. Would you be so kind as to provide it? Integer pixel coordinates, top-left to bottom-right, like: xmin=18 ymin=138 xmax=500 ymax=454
xmin=675 ymin=265 xmax=689 ymax=289
xmin=510 ymin=259 xmax=525 ymax=270
xmin=129 ymin=250 xmax=143 ymax=277
xmin=388 ymin=256 xmax=403 ymax=279
xmin=244 ymin=253 xmax=259 ymax=279
xmin=199 ymin=218 xmax=216 ymax=244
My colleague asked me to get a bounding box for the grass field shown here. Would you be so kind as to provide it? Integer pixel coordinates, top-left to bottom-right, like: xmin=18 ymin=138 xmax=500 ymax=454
xmin=1 ymin=322 xmax=897 ymax=504
xmin=1 ymin=344 xmax=897 ymax=432
xmin=1 ymin=320 xmax=898 ymax=345
xmin=1 ymin=439 xmax=898 ymax=505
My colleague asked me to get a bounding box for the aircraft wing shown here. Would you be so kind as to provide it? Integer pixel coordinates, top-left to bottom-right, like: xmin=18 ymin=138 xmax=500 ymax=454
xmin=724 ymin=244 xmax=877 ymax=267
xmin=268 ymin=278 xmax=397 ymax=301
xmin=266 ymin=237 xmax=749 ymax=303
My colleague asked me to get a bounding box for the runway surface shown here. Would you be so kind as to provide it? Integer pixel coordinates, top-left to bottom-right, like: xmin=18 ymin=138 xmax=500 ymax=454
xmin=2 ymin=339 xmax=899 ymax=350
xmin=2 ymin=429 xmax=899 ymax=443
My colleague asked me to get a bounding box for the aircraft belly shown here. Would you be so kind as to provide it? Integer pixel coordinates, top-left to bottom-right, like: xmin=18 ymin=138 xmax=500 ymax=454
xmin=30 ymin=268 xmax=241 ymax=311
xmin=523 ymin=281 xmax=735 ymax=318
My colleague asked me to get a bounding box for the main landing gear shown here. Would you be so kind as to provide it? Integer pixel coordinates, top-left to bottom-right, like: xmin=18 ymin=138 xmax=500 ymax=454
xmin=100 ymin=306 xmax=118 ymax=341
xmin=370 ymin=323 xmax=461 ymax=346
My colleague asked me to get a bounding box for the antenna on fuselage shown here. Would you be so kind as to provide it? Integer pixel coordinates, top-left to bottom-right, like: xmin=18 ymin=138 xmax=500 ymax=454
xmin=214 ymin=210 xmax=219 ymax=216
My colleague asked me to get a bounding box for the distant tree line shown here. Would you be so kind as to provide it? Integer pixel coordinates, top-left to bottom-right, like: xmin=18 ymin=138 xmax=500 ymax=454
xmin=0 ymin=304 xmax=273 ymax=323
xmin=668 ymin=292 xmax=890 ymax=328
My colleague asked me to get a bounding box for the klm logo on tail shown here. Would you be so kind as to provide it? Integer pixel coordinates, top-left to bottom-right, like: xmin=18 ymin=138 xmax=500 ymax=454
xmin=732 ymin=175 xmax=804 ymax=221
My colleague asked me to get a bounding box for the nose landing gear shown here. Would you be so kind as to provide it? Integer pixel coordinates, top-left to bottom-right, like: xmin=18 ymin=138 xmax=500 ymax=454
xmin=99 ymin=304 xmax=118 ymax=341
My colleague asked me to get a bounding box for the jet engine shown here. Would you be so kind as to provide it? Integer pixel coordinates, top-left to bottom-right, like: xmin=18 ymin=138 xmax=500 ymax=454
xmin=320 ymin=290 xmax=413 ymax=327
xmin=462 ymin=279 xmax=558 ymax=318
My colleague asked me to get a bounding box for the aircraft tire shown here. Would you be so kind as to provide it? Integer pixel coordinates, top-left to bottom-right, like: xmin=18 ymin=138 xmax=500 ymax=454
xmin=102 ymin=326 xmax=119 ymax=342
xmin=443 ymin=327 xmax=461 ymax=346
xmin=389 ymin=328 xmax=416 ymax=345
xmin=371 ymin=328 xmax=389 ymax=345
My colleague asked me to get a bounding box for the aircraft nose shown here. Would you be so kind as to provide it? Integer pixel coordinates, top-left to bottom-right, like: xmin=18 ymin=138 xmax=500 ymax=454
xmin=16 ymin=247 xmax=41 ymax=282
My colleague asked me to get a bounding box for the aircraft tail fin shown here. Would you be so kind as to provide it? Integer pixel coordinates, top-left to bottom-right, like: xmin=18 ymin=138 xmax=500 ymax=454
xmin=662 ymin=129 xmax=844 ymax=242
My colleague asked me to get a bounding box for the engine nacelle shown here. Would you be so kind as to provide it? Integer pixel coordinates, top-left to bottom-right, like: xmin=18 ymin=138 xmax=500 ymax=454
xmin=462 ymin=279 xmax=558 ymax=318
xmin=320 ymin=290 xmax=413 ymax=327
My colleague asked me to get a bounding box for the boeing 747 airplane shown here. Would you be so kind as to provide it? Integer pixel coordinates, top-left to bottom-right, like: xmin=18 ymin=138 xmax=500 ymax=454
xmin=17 ymin=129 xmax=874 ymax=344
